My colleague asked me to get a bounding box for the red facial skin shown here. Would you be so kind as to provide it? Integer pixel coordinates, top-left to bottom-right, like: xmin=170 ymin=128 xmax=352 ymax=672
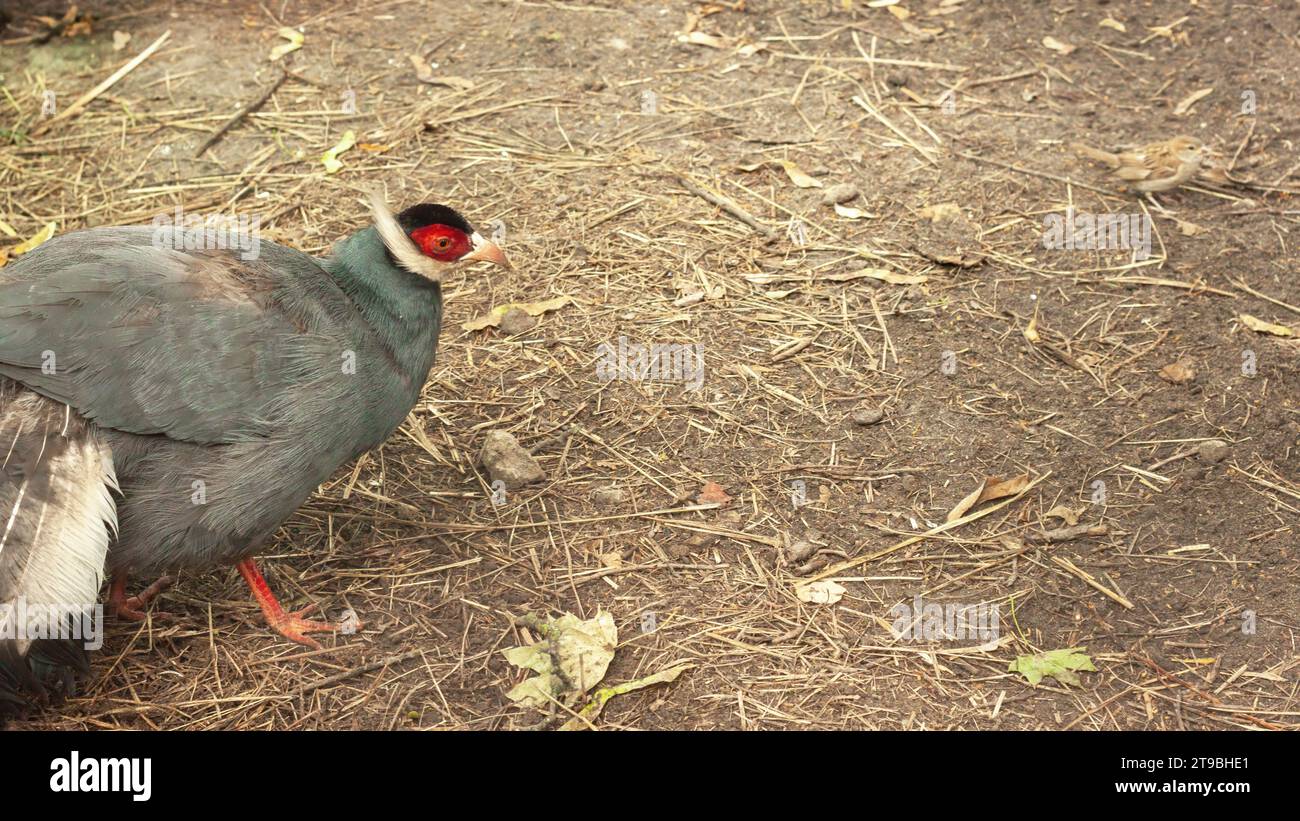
xmin=410 ymin=224 xmax=472 ymax=262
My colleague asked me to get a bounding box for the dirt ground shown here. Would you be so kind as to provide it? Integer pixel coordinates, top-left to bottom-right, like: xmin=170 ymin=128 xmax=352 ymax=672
xmin=2 ymin=0 xmax=1298 ymax=730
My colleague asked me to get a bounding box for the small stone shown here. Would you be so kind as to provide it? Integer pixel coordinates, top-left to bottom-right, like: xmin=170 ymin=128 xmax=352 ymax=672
xmin=1159 ymin=360 xmax=1196 ymax=384
xmin=591 ymin=486 xmax=626 ymax=507
xmin=851 ymin=407 xmax=885 ymax=426
xmin=499 ymin=307 xmax=537 ymax=336
xmin=1197 ymin=439 xmax=1231 ymax=464
xmin=821 ymin=183 xmax=859 ymax=206
xmin=480 ymin=430 xmax=545 ymax=488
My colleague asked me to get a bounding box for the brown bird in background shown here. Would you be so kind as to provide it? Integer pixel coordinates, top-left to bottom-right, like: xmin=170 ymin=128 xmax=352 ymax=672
xmin=1072 ymin=136 xmax=1205 ymax=193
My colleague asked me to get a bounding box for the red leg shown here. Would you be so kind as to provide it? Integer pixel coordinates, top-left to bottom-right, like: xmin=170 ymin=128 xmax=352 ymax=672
xmin=108 ymin=572 xmax=173 ymax=621
xmin=236 ymin=559 xmax=351 ymax=649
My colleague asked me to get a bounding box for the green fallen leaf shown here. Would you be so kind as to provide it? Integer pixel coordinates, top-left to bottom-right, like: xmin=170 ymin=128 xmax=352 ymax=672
xmin=560 ymin=663 xmax=694 ymax=730
xmin=1009 ymin=647 xmax=1096 ymax=687
xmin=320 ymin=130 xmax=356 ymax=174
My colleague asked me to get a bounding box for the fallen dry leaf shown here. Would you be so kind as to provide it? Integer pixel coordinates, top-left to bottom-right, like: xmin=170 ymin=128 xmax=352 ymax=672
xmin=407 ymin=55 xmax=475 ymax=89
xmin=1023 ymin=315 xmax=1041 ymax=344
xmin=947 ymin=474 xmax=1031 ymax=522
xmin=1159 ymin=360 xmax=1197 ymax=384
xmin=1239 ymin=314 xmax=1295 ymax=337
xmin=796 ymin=580 xmax=846 ymax=604
xmin=269 ymin=27 xmax=303 ymax=62
xmin=463 ymin=296 xmax=572 ymax=332
xmin=678 ymin=31 xmax=730 ymax=49
xmin=778 ymin=160 xmax=824 ymax=189
xmin=833 ymin=203 xmax=874 ymax=220
xmin=1042 ymin=35 xmax=1076 ymax=55
xmin=1044 ymin=505 xmax=1082 ymax=526
xmin=696 ymin=481 xmax=733 ymax=506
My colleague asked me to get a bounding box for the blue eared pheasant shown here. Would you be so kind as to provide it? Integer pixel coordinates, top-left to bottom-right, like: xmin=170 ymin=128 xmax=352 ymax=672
xmin=0 ymin=194 xmax=509 ymax=706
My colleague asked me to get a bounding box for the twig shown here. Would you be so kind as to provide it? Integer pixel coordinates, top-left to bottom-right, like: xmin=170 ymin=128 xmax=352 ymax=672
xmin=672 ymin=172 xmax=779 ymax=241
xmin=1230 ymin=278 xmax=1300 ymax=316
xmin=194 ymin=70 xmax=288 ymax=157
xmin=1051 ymin=556 xmax=1133 ymax=608
xmin=851 ymin=94 xmax=938 ymax=165
xmin=1104 ymin=276 xmax=1236 ymax=298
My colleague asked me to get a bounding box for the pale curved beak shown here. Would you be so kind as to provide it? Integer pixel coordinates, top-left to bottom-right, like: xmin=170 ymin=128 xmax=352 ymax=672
xmin=464 ymin=233 xmax=512 ymax=269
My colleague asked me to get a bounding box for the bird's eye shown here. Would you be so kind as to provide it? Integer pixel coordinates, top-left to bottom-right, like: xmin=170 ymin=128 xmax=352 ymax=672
xmin=435 ymin=237 xmax=451 ymax=250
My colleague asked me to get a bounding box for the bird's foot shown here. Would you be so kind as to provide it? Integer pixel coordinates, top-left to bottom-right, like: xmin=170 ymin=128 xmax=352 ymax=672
xmin=108 ymin=573 xmax=174 ymax=621
xmin=264 ymin=606 xmax=341 ymax=649
xmin=237 ymin=558 xmax=355 ymax=649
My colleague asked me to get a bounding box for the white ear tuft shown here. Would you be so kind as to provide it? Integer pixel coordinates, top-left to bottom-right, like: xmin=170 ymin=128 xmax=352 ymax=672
xmin=368 ymin=192 xmax=442 ymax=282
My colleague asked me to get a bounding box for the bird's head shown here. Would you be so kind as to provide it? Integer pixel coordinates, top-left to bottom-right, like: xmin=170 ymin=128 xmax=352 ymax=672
xmin=369 ymin=193 xmax=511 ymax=282
xmin=1169 ymin=136 xmax=1204 ymax=163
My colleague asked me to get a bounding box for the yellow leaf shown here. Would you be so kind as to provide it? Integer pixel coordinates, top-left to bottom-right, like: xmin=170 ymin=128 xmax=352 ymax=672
xmin=833 ymin=203 xmax=874 ymax=220
xmin=778 ymin=160 xmax=823 ymax=189
xmin=1239 ymin=313 xmax=1295 ymax=337
xmin=11 ymin=222 xmax=56 ymax=256
xmin=1099 ymin=17 xmax=1126 ymax=32
xmin=1023 ymin=315 xmax=1040 ymax=344
xmin=463 ymin=296 xmax=572 ymax=331
xmin=269 ymin=27 xmax=303 ymax=62
xmin=320 ymin=130 xmax=356 ymax=174
xmin=1042 ymin=35 xmax=1076 ymax=55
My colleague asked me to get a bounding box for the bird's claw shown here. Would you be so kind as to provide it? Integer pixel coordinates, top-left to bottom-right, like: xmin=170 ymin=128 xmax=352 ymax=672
xmin=110 ymin=574 xmax=174 ymax=621
xmin=266 ymin=607 xmax=343 ymax=649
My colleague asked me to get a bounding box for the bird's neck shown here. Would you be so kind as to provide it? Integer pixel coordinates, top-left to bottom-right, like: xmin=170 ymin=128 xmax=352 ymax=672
xmin=324 ymin=226 xmax=443 ymax=385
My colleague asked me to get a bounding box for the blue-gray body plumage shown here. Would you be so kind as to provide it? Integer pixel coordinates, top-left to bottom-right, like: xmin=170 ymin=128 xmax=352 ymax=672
xmin=0 ymin=219 xmax=445 ymax=704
